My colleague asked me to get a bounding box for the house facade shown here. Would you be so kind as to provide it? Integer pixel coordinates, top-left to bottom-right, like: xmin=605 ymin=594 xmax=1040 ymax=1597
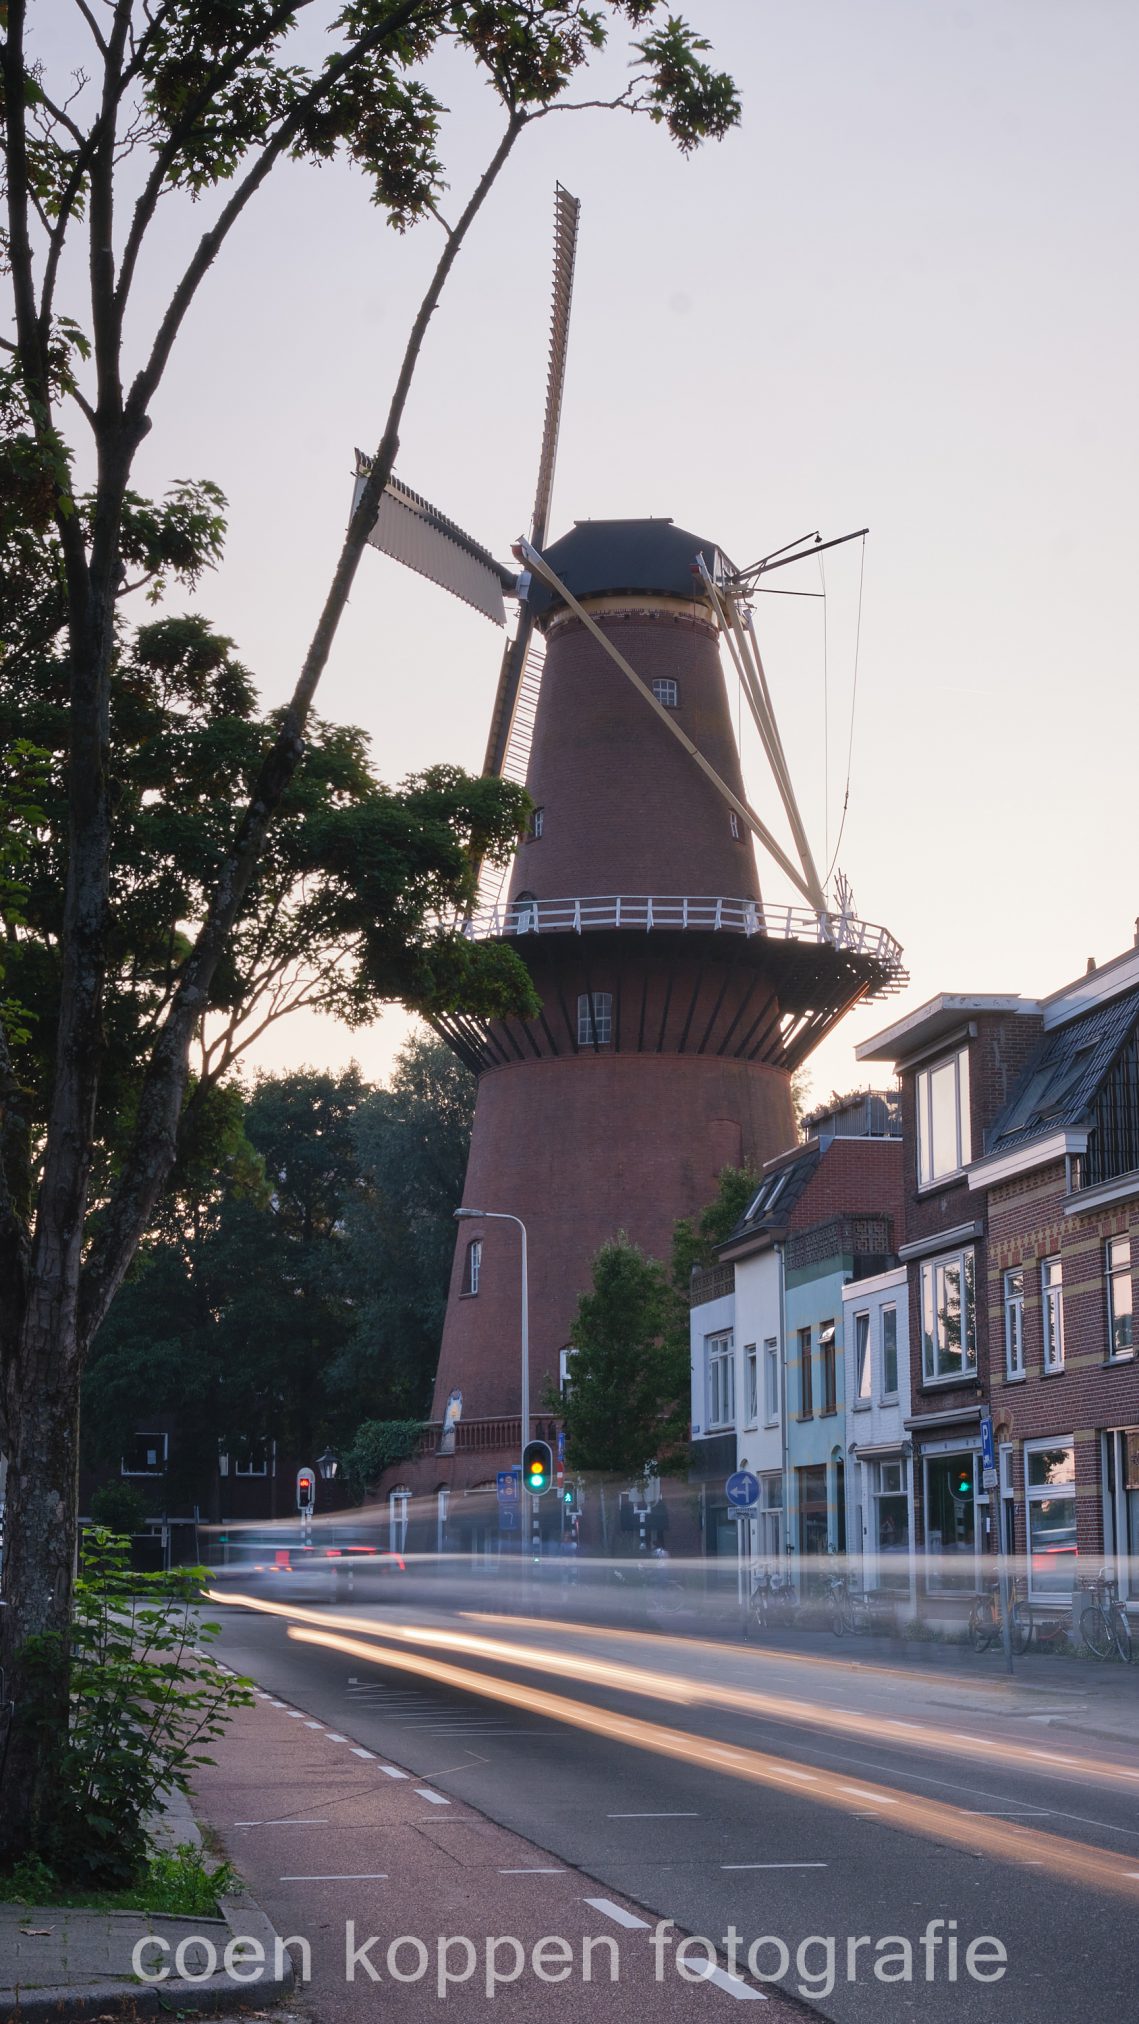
xmin=841 ymin=1266 xmax=914 ymax=1606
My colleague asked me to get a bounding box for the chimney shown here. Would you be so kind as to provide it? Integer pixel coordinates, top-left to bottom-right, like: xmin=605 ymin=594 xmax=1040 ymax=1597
xmin=1086 ymin=956 xmax=1096 ymax=974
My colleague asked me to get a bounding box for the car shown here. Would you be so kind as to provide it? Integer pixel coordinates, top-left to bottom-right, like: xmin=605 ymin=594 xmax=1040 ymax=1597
xmin=205 ymin=1530 xmax=405 ymax=1603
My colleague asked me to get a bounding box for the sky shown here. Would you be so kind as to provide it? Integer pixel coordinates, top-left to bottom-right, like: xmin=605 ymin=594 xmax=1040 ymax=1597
xmin=35 ymin=1 xmax=1139 ymax=1108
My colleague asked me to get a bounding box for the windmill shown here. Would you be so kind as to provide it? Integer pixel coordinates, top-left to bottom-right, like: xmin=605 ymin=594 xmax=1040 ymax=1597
xmin=352 ymin=185 xmax=906 ymax=1513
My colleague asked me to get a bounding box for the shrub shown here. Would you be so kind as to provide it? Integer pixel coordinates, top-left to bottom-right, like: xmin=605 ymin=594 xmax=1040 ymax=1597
xmin=23 ymin=1531 xmax=252 ymax=1889
xmin=89 ymin=1481 xmax=148 ymax=1535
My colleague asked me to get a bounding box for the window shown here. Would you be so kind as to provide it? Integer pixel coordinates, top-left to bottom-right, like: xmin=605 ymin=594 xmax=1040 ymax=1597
xmin=873 ymin=1457 xmax=909 ymax=1588
xmin=1106 ymin=1237 xmax=1133 ymax=1361
xmin=758 ymin=1473 xmax=783 ymax=1560
xmin=122 ymin=1432 xmax=167 ymax=1477
xmin=514 ymin=889 xmax=539 ymax=932
xmin=744 ymin=1343 xmax=758 ymax=1425
xmin=763 ymin=1339 xmax=779 ymax=1425
xmin=853 ymin=1312 xmax=871 ymax=1405
xmin=729 ymin=810 xmax=741 ymax=840
xmin=234 ymin=1442 xmax=273 ymax=1478
xmin=819 ymin=1321 xmax=837 ymax=1414
xmin=881 ymin=1305 xmax=899 ymax=1398
xmin=1025 ymin=1441 xmax=1077 ymax=1596
xmin=915 ymin=1047 xmax=971 ymax=1186
xmin=925 ymin=1450 xmax=978 ymax=1591
xmin=706 ymin=1331 xmax=735 ymax=1429
xmin=529 ymin=806 xmax=544 ymax=839
xmin=1041 ymin=1256 xmax=1064 ymax=1371
xmin=577 ymin=991 xmax=612 ymax=1047
xmin=919 ymin=1248 xmax=977 ymax=1382
xmin=559 ymin=1346 xmax=576 ymax=1396
xmin=1003 ymin=1266 xmax=1025 ymax=1378
xmin=798 ymin=1325 xmax=813 ymax=1418
xmin=463 ymin=1237 xmax=482 ymax=1296
xmin=651 ymin=678 xmax=679 ymax=707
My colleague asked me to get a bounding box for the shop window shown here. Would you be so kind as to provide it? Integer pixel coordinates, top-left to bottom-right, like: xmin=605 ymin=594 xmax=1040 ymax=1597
xmin=924 ymin=1450 xmax=978 ymax=1591
xmin=1025 ymin=1441 xmax=1077 ymax=1597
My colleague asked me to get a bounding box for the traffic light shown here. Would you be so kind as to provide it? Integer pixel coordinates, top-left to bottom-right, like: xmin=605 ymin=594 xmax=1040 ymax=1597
xmin=296 ymin=1467 xmax=316 ymax=1513
xmin=952 ymin=1465 xmax=973 ymax=1500
xmin=522 ymin=1439 xmax=553 ymax=1496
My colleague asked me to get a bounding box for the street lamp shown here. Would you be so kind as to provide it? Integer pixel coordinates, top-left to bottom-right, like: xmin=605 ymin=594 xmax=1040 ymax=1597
xmin=316 ymin=1448 xmax=339 ymax=1482
xmin=454 ymin=1207 xmax=530 ymax=1460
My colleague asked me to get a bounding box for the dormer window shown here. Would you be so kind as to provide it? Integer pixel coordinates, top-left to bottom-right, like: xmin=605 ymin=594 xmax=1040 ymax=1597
xmin=651 ymin=678 xmax=679 ymax=708
xmin=915 ymin=1047 xmax=971 ymax=1186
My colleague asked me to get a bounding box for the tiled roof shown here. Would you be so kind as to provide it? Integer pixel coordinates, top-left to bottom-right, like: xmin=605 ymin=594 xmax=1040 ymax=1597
xmin=986 ymin=984 xmax=1139 ymax=1155
xmin=721 ymin=1145 xmax=821 ymax=1246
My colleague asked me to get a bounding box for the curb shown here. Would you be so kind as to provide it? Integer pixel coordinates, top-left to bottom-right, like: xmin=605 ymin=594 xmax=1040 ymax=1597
xmin=0 ymin=1890 xmax=294 ymax=2023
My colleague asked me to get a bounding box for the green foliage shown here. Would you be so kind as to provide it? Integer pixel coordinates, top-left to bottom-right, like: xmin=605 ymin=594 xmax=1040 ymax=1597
xmin=0 ymin=738 xmax=49 ymax=1042
xmin=560 ymin=1235 xmax=690 ymax=1478
xmin=88 ymin=1482 xmax=148 ymax=1535
xmin=21 ymin=1533 xmax=252 ymax=1890
xmin=669 ymin=1163 xmax=760 ymax=1290
xmin=342 ymin=1419 xmax=424 ymax=1500
xmin=3 ymin=1842 xmax=241 ymax=1915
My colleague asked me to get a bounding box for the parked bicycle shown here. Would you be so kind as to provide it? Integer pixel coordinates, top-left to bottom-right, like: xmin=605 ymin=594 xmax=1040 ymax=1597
xmin=968 ymin=1575 xmax=1031 ymax=1655
xmin=824 ymin=1566 xmax=880 ymax=1637
xmin=746 ymin=1564 xmax=798 ymax=1634
xmin=1080 ymin=1567 xmax=1132 ymax=1662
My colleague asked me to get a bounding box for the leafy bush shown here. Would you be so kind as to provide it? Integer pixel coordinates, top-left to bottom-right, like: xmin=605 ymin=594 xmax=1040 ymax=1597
xmin=22 ymin=1531 xmax=252 ymax=1889
xmin=89 ymin=1480 xmax=148 ymax=1535
xmin=3 ymin=1841 xmax=241 ymax=1913
xmin=342 ymin=1418 xmax=423 ymax=1500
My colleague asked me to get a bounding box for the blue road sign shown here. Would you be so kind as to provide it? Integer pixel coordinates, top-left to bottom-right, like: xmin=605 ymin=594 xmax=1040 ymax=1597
xmin=980 ymin=1416 xmax=995 ymax=1472
xmin=725 ymin=1469 xmax=760 ymax=1511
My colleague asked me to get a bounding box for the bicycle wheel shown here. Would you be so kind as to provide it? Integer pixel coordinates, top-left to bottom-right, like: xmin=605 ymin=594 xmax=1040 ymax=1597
xmin=828 ymin=1594 xmax=846 ymax=1637
xmin=1081 ymin=1604 xmax=1114 ymax=1659
xmin=968 ymin=1601 xmax=992 ymax=1653
xmin=1008 ymin=1602 xmax=1031 ymax=1657
xmin=1111 ymin=1607 xmax=1133 ymax=1663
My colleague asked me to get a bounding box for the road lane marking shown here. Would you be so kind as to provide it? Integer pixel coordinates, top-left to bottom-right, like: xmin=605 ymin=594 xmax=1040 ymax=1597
xmin=235 ymin=1819 xmax=331 ymax=1827
xmin=324 ymin=1732 xmax=347 ymax=1741
xmin=378 ymin=1765 xmax=409 ymax=1779
xmin=839 ymin=1785 xmax=898 ymax=1804
xmin=688 ymin=1959 xmax=766 ymax=2001
xmin=303 ymin=1720 xmax=324 ymax=1729
xmin=286 ymin=1710 xmax=306 ymax=1719
xmin=281 ymin=1873 xmax=389 ymax=1882
xmin=722 ymin=1862 xmax=827 ymax=1870
xmin=500 ymin=1867 xmax=565 ymax=1874
xmin=607 ymin=1811 xmax=699 ymax=1818
xmin=351 ymin=1746 xmax=376 ymax=1759
xmin=416 ymin=1788 xmax=450 ymax=1805
xmin=584 ymin=1898 xmax=650 ymax=1930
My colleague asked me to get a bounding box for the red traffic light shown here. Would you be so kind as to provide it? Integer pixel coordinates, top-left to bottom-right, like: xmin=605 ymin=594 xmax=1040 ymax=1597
xmin=296 ymin=1468 xmax=316 ymax=1512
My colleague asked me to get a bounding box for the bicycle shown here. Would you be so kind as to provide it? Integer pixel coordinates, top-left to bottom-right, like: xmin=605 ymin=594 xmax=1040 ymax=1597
xmin=746 ymin=1564 xmax=797 ymax=1635
xmin=968 ymin=1576 xmax=1031 ymax=1655
xmin=1080 ymin=1568 xmax=1133 ymax=1662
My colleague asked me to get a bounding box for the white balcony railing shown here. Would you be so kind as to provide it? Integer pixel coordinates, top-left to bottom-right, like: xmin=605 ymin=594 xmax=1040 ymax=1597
xmin=462 ymin=893 xmax=903 ymax=972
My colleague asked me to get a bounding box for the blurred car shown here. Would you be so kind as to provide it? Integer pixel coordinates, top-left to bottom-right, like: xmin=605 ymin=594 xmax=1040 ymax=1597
xmin=205 ymin=1530 xmax=405 ymax=1603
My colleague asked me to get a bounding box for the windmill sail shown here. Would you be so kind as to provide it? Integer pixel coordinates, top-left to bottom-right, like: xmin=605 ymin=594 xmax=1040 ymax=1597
xmin=353 ymin=457 xmax=514 ymax=626
xmin=482 ymin=183 xmax=580 ymax=777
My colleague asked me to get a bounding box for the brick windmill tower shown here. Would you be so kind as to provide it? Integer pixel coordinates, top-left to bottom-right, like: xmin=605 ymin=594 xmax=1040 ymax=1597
xmin=357 ymin=190 xmax=904 ymax=1529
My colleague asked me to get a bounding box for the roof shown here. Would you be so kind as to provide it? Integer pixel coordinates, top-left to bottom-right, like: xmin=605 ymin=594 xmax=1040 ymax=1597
xmin=718 ymin=1145 xmax=821 ymax=1255
xmin=984 ymin=983 xmax=1139 ymax=1157
xmin=856 ymin=993 xmax=1037 ymax=1064
xmin=527 ymin=518 xmax=720 ymax=618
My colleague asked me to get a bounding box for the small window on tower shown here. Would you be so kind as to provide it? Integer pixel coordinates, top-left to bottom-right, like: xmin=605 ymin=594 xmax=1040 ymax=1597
xmin=577 ymin=991 xmax=612 ymax=1047
xmin=729 ymin=811 xmax=741 ymax=840
xmin=463 ymin=1238 xmax=482 ymax=1296
xmin=529 ymin=807 xmax=544 ymax=839
xmin=651 ymin=678 xmax=679 ymax=708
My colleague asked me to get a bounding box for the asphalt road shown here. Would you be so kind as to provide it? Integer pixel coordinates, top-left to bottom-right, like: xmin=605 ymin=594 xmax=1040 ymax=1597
xmin=208 ymin=1576 xmax=1139 ymax=2022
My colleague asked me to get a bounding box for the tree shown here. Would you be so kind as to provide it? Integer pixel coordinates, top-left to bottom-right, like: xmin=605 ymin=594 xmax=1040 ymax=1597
xmin=1 ymin=0 xmax=739 ymax=1856
xmin=330 ymin=1032 xmax=476 ymax=1423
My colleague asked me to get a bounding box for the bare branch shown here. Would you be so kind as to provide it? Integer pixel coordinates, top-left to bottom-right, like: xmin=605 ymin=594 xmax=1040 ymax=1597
xmin=72 ymin=0 xmax=110 ymax=59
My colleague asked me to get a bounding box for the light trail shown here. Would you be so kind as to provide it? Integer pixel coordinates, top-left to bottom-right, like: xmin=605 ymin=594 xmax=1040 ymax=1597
xmin=282 ymin=1618 xmax=1139 ymax=1903
xmin=208 ymin=1590 xmax=1139 ymax=1794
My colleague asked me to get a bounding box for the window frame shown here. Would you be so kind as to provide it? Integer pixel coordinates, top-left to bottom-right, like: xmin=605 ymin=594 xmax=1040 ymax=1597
xmin=529 ymin=806 xmax=544 ymax=839
xmin=1106 ymin=1235 xmax=1133 ymax=1363
xmin=463 ymin=1237 xmax=482 ymax=1297
xmin=705 ymin=1329 xmax=735 ymax=1431
xmin=121 ymin=1431 xmax=168 ymax=1478
xmin=819 ymin=1320 xmax=837 ymax=1415
xmin=763 ymin=1339 xmax=780 ymax=1427
xmin=650 ymin=677 xmax=679 ymax=708
xmin=1023 ymin=1437 xmax=1077 ymax=1599
xmin=852 ymin=1310 xmax=872 ymax=1408
xmin=919 ymin=1247 xmax=977 ymax=1384
xmin=1041 ymin=1255 xmax=1064 ymax=1373
xmin=881 ymin=1303 xmax=899 ymax=1400
xmin=743 ymin=1342 xmax=759 ymax=1427
xmin=798 ymin=1325 xmax=813 ymax=1419
xmin=915 ymin=1047 xmax=972 ymax=1188
xmin=576 ymin=990 xmax=613 ymax=1048
xmin=1003 ymin=1265 xmax=1025 ymax=1379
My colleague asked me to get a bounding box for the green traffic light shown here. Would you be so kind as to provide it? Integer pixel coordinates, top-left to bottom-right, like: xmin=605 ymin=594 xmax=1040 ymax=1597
xmin=522 ymin=1438 xmax=553 ymax=1496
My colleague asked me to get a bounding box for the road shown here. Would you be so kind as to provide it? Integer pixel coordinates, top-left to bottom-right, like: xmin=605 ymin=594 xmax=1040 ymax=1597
xmin=207 ymin=1566 xmax=1139 ymax=2021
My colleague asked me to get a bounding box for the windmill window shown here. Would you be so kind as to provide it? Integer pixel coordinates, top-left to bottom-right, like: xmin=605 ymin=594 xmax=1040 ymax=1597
xmin=529 ymin=807 xmax=544 ymax=839
xmin=463 ymin=1238 xmax=482 ymax=1296
xmin=729 ymin=811 xmax=742 ymax=840
xmin=514 ymin=890 xmax=539 ymax=933
xmin=577 ymin=991 xmax=612 ymax=1047
xmin=651 ymin=678 xmax=679 ymax=708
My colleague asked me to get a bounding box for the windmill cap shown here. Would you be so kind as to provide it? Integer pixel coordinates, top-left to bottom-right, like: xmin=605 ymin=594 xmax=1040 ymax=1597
xmin=528 ymin=517 xmax=720 ymax=618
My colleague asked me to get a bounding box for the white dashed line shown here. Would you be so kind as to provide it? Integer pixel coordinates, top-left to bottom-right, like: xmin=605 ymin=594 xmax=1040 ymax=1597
xmin=775 ymin=1768 xmax=818 ymax=1783
xmin=416 ymin=1788 xmax=450 ymax=1805
xmin=687 ymin=1959 xmax=766 ymax=2001
xmin=839 ymin=1786 xmax=898 ymax=1804
xmin=280 ymin=1873 xmax=389 ymax=1882
xmin=286 ymin=1710 xmax=306 ymax=1719
xmin=378 ymin=1765 xmax=409 ymax=1779
xmin=500 ymin=1867 xmax=565 ymax=1874
xmin=235 ymin=1819 xmax=331 ymax=1827
xmin=269 ymin=1701 xmax=287 ymax=1709
xmin=584 ymin=1898 xmax=650 ymax=1930
xmin=351 ymin=1747 xmax=376 ymax=1759
xmin=607 ymin=1811 xmax=699 ymax=1819
xmin=324 ymin=1732 xmax=347 ymax=1742
xmin=304 ymin=1721 xmax=324 ymax=1730
xmin=722 ymin=1862 xmax=827 ymax=1871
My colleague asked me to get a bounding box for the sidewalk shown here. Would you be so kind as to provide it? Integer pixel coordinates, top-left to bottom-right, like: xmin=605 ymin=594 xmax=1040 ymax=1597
xmin=189 ymin=1686 xmax=806 ymax=2021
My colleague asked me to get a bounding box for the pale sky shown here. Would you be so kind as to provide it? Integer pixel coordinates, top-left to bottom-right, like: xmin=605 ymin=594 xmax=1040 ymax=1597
xmin=39 ymin=2 xmax=1139 ymax=1107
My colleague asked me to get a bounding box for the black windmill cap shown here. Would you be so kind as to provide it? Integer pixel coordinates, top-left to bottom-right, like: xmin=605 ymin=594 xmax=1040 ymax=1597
xmin=527 ymin=517 xmax=720 ymax=618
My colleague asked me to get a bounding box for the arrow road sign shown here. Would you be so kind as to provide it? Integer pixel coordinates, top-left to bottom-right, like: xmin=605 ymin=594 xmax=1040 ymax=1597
xmin=725 ymin=1469 xmax=760 ymax=1511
